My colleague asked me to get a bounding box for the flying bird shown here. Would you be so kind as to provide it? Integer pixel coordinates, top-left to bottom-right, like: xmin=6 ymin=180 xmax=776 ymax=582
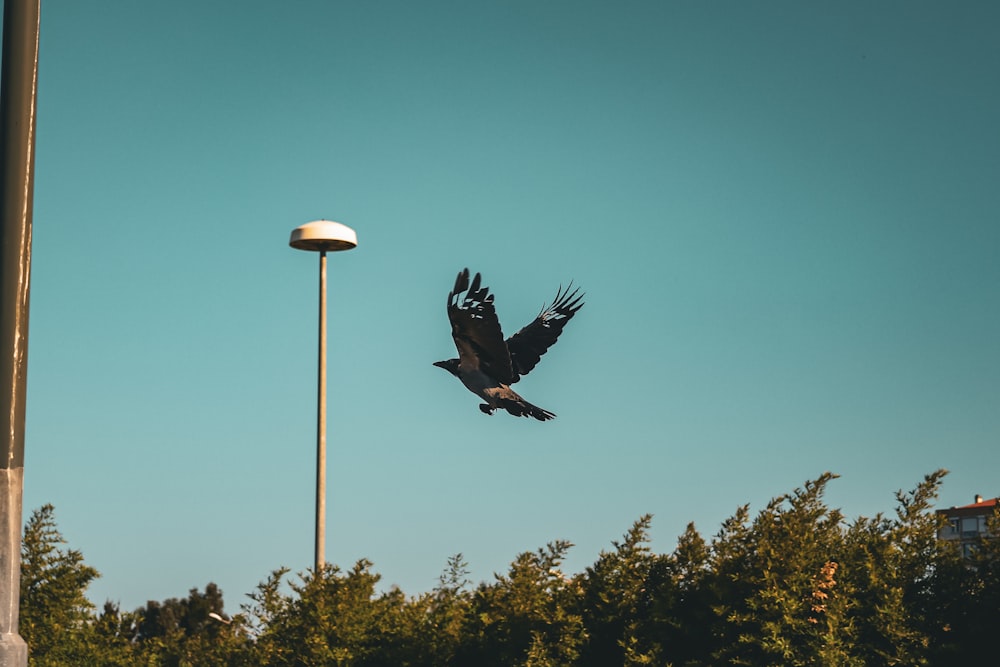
xmin=434 ymin=268 xmax=584 ymax=421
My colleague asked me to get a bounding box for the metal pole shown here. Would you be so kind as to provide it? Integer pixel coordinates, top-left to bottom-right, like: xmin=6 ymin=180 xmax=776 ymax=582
xmin=315 ymin=250 xmax=327 ymax=571
xmin=0 ymin=0 xmax=39 ymax=664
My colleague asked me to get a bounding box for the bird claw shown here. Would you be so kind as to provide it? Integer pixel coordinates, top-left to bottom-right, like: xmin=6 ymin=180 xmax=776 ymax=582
xmin=479 ymin=404 xmax=495 ymax=415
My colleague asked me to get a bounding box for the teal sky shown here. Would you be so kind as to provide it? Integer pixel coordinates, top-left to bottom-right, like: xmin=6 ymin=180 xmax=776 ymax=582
xmin=15 ymin=1 xmax=999 ymax=611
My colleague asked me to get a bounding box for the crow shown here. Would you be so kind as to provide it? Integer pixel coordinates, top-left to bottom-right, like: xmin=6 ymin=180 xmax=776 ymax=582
xmin=434 ymin=268 xmax=584 ymax=421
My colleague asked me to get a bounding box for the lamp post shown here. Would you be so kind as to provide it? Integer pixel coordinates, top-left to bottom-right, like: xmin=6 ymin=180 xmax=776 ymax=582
xmin=0 ymin=1 xmax=40 ymax=665
xmin=289 ymin=220 xmax=357 ymax=572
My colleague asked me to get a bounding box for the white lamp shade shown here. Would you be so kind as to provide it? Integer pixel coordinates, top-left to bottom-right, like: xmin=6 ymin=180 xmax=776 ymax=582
xmin=289 ymin=220 xmax=358 ymax=252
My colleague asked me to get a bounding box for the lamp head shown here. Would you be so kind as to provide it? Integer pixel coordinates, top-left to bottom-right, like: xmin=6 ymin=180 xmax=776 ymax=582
xmin=289 ymin=220 xmax=358 ymax=252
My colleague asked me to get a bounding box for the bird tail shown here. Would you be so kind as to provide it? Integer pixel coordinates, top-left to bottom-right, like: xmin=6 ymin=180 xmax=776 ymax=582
xmin=500 ymin=396 xmax=556 ymax=422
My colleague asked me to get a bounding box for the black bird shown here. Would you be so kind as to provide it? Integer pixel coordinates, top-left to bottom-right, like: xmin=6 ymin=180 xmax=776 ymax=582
xmin=434 ymin=268 xmax=584 ymax=421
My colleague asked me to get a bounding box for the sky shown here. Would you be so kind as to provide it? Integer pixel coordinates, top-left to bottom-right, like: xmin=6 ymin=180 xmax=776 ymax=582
xmin=10 ymin=1 xmax=998 ymax=612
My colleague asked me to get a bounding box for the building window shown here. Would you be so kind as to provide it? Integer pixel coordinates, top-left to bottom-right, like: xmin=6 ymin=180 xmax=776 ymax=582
xmin=961 ymin=517 xmax=980 ymax=538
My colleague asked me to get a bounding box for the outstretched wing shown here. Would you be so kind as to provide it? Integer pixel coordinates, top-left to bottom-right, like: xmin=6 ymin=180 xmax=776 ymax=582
xmin=506 ymin=282 xmax=584 ymax=381
xmin=446 ymin=268 xmax=515 ymax=384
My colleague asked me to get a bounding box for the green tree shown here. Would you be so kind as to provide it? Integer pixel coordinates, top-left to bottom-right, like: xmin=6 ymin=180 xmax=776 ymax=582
xmin=19 ymin=504 xmax=101 ymax=666
xmin=247 ymin=560 xmax=419 ymax=667
xmin=838 ymin=471 xmax=948 ymax=667
xmin=578 ymin=515 xmax=656 ymax=666
xmin=89 ymin=602 xmax=142 ymax=666
xmin=419 ymin=553 xmax=473 ymax=666
xmin=926 ymin=503 xmax=1000 ymax=663
xmin=709 ymin=473 xmax=858 ymax=666
xmin=642 ymin=521 xmax=715 ymax=666
xmin=19 ymin=471 xmax=986 ymax=666
xmin=700 ymin=502 xmax=754 ymax=665
xmin=130 ymin=582 xmax=248 ymax=666
xmin=459 ymin=540 xmax=584 ymax=667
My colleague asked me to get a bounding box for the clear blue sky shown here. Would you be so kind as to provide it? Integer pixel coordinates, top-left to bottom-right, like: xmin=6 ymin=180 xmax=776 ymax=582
xmin=14 ymin=1 xmax=998 ymax=611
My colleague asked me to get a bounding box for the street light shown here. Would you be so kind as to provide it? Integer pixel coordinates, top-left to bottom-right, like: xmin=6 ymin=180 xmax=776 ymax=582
xmin=289 ymin=220 xmax=357 ymax=571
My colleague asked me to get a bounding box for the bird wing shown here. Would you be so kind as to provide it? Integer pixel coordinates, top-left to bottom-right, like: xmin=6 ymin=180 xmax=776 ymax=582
xmin=506 ymin=282 xmax=584 ymax=381
xmin=446 ymin=268 xmax=515 ymax=384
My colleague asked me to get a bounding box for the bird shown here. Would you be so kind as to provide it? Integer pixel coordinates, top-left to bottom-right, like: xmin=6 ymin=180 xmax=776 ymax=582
xmin=434 ymin=268 xmax=584 ymax=421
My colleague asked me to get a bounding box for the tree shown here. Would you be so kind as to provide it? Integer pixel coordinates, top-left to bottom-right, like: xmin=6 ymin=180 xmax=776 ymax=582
xmin=578 ymin=515 xmax=656 ymax=666
xmin=459 ymin=540 xmax=584 ymax=667
xmin=20 ymin=471 xmax=987 ymax=665
xmin=89 ymin=602 xmax=142 ymax=666
xmin=247 ymin=560 xmax=417 ymax=666
xmin=20 ymin=504 xmax=101 ymax=665
xmin=709 ymin=472 xmax=855 ymax=666
xmin=926 ymin=503 xmax=1000 ymax=663
xmin=642 ymin=521 xmax=715 ymax=666
xmin=421 ymin=553 xmax=473 ymax=665
xmin=130 ymin=582 xmax=248 ymax=666
xmin=838 ymin=470 xmax=949 ymax=667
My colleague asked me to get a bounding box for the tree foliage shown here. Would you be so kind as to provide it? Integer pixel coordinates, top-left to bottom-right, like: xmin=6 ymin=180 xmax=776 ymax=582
xmin=20 ymin=470 xmax=1000 ymax=666
xmin=20 ymin=503 xmax=100 ymax=666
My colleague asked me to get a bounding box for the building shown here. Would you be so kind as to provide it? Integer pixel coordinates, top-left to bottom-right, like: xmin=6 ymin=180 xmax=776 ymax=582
xmin=936 ymin=495 xmax=997 ymax=558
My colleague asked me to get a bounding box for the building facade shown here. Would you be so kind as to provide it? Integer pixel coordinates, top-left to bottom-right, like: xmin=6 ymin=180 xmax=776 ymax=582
xmin=936 ymin=495 xmax=997 ymax=558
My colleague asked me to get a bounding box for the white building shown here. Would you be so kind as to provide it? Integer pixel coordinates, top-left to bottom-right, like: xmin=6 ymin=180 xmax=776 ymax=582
xmin=936 ymin=495 xmax=997 ymax=558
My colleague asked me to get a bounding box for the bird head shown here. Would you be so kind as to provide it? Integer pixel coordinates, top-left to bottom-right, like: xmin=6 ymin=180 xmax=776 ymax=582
xmin=433 ymin=359 xmax=460 ymax=377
